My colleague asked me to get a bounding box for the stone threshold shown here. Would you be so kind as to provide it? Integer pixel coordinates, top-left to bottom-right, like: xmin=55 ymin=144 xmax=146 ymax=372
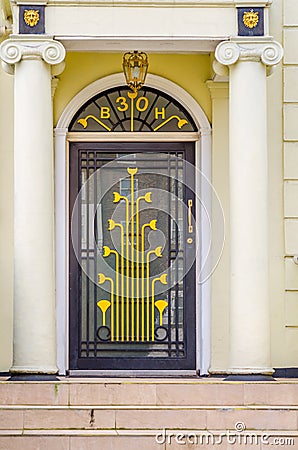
xmin=1 ymin=376 xmax=298 ymax=384
xmin=1 ymin=404 xmax=298 ymax=410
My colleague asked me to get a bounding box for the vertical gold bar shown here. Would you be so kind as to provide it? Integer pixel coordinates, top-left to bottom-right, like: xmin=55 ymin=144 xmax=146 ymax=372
xmin=127 ymin=91 xmax=137 ymax=132
xmin=131 ymin=172 xmax=135 ymax=341
xmin=131 ymin=99 xmax=134 ymax=132
xmin=151 ymin=280 xmax=156 ymax=342
xmin=111 ymin=250 xmax=119 ymax=341
xmin=141 ymin=224 xmax=146 ymax=341
xmin=105 ymin=277 xmax=114 ymax=341
xmin=110 ymin=278 xmax=114 ymax=341
xmin=136 ymin=196 xmax=147 ymax=341
xmin=119 ymin=224 xmax=125 ymax=341
xmin=146 ymin=252 xmax=150 ymax=341
xmin=125 ymin=198 xmax=130 ymax=341
xmin=127 ymin=167 xmax=138 ymax=341
xmin=146 ymin=250 xmax=155 ymax=341
xmin=136 ymin=199 xmax=140 ymax=341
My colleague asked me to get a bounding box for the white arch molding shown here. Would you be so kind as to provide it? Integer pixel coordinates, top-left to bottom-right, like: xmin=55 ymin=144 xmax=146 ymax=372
xmin=55 ymin=73 xmax=211 ymax=375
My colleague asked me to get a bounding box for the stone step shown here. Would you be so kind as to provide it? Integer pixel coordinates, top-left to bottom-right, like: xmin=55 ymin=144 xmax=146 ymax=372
xmin=0 ymin=378 xmax=298 ymax=406
xmin=0 ymin=379 xmax=297 ymax=449
xmin=0 ymin=428 xmax=297 ymax=450
xmin=0 ymin=405 xmax=298 ymax=431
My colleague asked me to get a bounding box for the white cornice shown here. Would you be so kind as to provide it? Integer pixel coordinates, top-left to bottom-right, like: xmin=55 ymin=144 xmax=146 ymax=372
xmin=58 ymin=36 xmax=224 ymax=53
xmin=8 ymin=0 xmax=273 ymax=9
xmin=234 ymin=0 xmax=271 ymax=5
xmin=43 ymin=0 xmax=235 ymax=6
xmin=43 ymin=0 xmax=272 ymax=5
xmin=16 ymin=2 xmax=48 ymax=4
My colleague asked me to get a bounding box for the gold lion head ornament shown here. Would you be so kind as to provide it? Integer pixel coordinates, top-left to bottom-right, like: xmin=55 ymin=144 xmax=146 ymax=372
xmin=24 ymin=9 xmax=40 ymax=27
xmin=243 ymin=9 xmax=259 ymax=29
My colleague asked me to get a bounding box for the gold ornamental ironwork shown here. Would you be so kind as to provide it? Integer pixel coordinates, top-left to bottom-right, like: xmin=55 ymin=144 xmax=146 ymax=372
xmin=97 ymin=167 xmax=168 ymax=342
xmin=77 ymin=89 xmax=189 ymax=133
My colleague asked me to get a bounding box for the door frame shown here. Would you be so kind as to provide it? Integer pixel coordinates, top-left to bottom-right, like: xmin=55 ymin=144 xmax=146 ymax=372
xmin=55 ymin=73 xmax=212 ymax=375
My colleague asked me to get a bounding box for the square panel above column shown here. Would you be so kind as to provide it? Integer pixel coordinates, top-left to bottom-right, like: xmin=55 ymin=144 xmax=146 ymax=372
xmin=19 ymin=5 xmax=45 ymax=34
xmin=237 ymin=7 xmax=264 ymax=36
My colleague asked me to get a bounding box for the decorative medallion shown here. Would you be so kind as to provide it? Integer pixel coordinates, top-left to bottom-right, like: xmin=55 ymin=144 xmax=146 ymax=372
xmin=238 ymin=7 xmax=264 ymax=37
xmin=243 ymin=9 xmax=259 ymax=29
xmin=24 ymin=9 xmax=40 ymax=27
xmin=19 ymin=5 xmax=45 ymax=34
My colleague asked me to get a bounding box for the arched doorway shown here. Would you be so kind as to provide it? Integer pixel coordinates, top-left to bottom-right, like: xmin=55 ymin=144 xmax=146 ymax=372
xmin=55 ymin=74 xmax=211 ymax=375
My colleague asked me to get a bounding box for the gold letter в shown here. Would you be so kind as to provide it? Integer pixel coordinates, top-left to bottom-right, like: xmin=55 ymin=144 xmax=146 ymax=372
xmin=100 ymin=107 xmax=111 ymax=119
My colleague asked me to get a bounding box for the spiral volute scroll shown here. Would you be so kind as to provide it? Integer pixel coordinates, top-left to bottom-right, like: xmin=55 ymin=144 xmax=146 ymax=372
xmin=0 ymin=40 xmax=22 ymax=65
xmin=41 ymin=41 xmax=66 ymax=65
xmin=261 ymin=42 xmax=284 ymax=66
xmin=215 ymin=41 xmax=240 ymax=66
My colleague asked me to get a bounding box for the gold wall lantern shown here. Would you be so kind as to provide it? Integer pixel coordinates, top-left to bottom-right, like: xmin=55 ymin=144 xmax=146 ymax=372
xmin=122 ymin=51 xmax=149 ymax=92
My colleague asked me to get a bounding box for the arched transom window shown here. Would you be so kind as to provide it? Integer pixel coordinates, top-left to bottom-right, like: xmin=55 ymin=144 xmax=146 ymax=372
xmin=69 ymin=86 xmax=198 ymax=133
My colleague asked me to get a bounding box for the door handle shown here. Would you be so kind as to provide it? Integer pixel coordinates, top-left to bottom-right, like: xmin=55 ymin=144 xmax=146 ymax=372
xmin=188 ymin=199 xmax=193 ymax=233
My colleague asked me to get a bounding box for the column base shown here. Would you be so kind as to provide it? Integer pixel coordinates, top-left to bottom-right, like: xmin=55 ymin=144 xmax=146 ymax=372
xmin=9 ymin=373 xmax=60 ymax=381
xmin=224 ymin=374 xmax=275 ymax=381
xmin=224 ymin=366 xmax=275 ymax=381
xmin=9 ymin=365 xmax=59 ymax=381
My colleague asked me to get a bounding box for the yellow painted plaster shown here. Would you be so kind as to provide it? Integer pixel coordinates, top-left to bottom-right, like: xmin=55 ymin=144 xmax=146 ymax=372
xmin=54 ymin=52 xmax=212 ymax=125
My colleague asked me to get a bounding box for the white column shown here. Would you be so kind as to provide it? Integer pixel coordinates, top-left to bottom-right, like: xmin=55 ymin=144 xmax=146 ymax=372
xmin=0 ymin=36 xmax=65 ymax=375
xmin=215 ymin=38 xmax=283 ymax=375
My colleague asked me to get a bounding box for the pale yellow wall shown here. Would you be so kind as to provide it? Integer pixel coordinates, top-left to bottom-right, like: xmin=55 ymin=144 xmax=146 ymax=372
xmin=261 ymin=0 xmax=287 ymax=368
xmin=207 ymin=81 xmax=230 ymax=373
xmin=0 ymin=48 xmax=13 ymax=372
xmin=54 ymin=53 xmax=212 ymax=125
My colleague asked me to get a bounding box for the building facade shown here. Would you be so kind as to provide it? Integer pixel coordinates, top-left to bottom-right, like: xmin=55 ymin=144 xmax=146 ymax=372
xmin=0 ymin=0 xmax=297 ymax=380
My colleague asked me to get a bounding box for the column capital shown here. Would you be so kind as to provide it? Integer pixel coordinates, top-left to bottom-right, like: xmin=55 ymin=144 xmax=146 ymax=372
xmin=0 ymin=35 xmax=65 ymax=74
xmin=215 ymin=38 xmax=283 ymax=69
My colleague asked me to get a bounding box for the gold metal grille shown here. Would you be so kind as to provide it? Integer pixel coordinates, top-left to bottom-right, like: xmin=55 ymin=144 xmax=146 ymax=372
xmin=97 ymin=167 xmax=168 ymax=342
